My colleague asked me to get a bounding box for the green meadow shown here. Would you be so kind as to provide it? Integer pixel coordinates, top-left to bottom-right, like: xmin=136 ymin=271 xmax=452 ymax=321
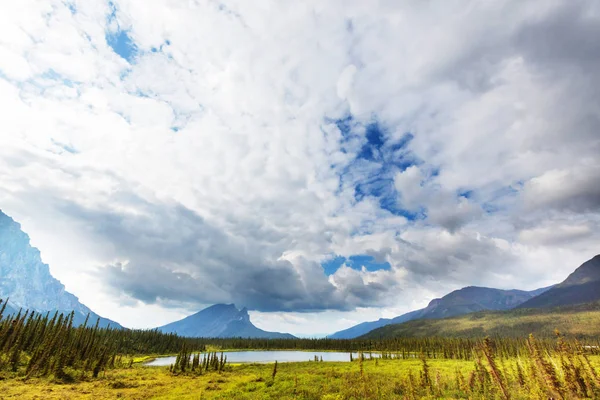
xmin=0 ymin=358 xmax=472 ymax=399
xmin=1 ymin=346 xmax=599 ymax=399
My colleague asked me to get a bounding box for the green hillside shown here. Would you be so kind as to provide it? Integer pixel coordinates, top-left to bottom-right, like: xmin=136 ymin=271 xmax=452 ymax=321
xmin=361 ymin=301 xmax=600 ymax=339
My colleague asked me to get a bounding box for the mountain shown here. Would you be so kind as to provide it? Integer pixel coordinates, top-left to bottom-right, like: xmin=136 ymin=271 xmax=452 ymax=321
xmin=361 ymin=255 xmax=600 ymax=339
xmin=329 ymin=309 xmax=423 ymax=339
xmin=329 ymin=286 xmax=551 ymax=339
xmin=0 ymin=210 xmax=122 ymax=328
xmin=518 ymin=255 xmax=600 ymax=309
xmin=361 ymin=301 xmax=600 ymax=339
xmin=157 ymin=303 xmax=295 ymax=338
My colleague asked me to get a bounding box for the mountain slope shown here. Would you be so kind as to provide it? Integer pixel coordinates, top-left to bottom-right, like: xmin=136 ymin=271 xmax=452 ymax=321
xmin=0 ymin=210 xmax=122 ymax=328
xmin=518 ymin=255 xmax=600 ymax=309
xmin=329 ymin=286 xmax=550 ymax=339
xmin=157 ymin=304 xmax=295 ymax=338
xmin=329 ymin=309 xmax=423 ymax=339
xmin=361 ymin=301 xmax=600 ymax=339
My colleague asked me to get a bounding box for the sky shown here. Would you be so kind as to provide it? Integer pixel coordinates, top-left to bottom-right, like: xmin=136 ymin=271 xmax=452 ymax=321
xmin=0 ymin=0 xmax=599 ymax=336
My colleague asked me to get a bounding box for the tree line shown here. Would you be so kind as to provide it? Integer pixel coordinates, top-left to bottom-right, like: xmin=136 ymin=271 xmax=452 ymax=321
xmin=0 ymin=299 xmax=212 ymax=379
xmin=1 ymin=297 xmax=598 ymax=384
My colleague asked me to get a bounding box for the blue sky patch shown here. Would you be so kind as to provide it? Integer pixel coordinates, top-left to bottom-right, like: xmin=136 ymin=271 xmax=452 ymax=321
xmin=321 ymin=254 xmax=391 ymax=275
xmin=333 ymin=115 xmax=354 ymax=137
xmin=321 ymin=255 xmax=345 ymax=275
xmin=105 ymin=1 xmax=137 ymax=63
xmin=357 ymin=122 xmax=385 ymax=161
xmin=106 ymin=30 xmax=137 ymax=63
xmin=331 ymin=115 xmax=420 ymax=220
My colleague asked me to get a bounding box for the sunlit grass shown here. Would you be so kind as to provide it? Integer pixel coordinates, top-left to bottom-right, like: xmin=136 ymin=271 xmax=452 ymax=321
xmin=1 ymin=356 xmax=598 ymax=399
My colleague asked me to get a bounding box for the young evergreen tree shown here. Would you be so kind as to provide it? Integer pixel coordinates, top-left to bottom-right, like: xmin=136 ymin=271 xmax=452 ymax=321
xmin=272 ymin=360 xmax=278 ymax=380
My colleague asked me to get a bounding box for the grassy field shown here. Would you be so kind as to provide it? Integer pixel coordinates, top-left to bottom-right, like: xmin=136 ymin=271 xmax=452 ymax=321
xmin=363 ymin=302 xmax=600 ymax=339
xmin=0 ymin=358 xmax=477 ymax=399
xmin=1 ymin=354 xmax=599 ymax=399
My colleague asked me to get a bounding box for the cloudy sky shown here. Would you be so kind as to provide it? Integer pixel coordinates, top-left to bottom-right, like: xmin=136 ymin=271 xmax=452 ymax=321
xmin=0 ymin=0 xmax=599 ymax=336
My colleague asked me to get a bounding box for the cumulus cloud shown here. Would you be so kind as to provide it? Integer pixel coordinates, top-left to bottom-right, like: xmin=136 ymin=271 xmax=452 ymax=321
xmin=394 ymin=165 xmax=483 ymax=232
xmin=523 ymin=163 xmax=600 ymax=213
xmin=0 ymin=0 xmax=599 ymax=331
xmin=518 ymin=222 xmax=594 ymax=247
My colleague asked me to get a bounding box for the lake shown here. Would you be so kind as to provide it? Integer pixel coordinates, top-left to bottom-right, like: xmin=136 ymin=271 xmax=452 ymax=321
xmin=145 ymin=350 xmax=380 ymax=366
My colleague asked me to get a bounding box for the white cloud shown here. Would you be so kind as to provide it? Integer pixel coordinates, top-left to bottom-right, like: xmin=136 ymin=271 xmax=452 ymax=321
xmin=0 ymin=0 xmax=598 ymax=332
xmin=519 ymin=222 xmax=594 ymax=247
xmin=523 ymin=162 xmax=600 ymax=213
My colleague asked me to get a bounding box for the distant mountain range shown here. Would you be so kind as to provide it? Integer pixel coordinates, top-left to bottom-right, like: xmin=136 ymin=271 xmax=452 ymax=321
xmin=0 ymin=210 xmax=122 ymax=329
xmin=356 ymin=254 xmax=600 ymax=339
xmin=361 ymin=301 xmax=600 ymax=339
xmin=157 ymin=303 xmax=296 ymax=339
xmin=329 ymin=286 xmax=552 ymax=339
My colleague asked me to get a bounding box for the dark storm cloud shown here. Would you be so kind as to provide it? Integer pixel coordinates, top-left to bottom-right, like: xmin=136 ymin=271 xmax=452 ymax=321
xmin=47 ymin=190 xmax=396 ymax=312
xmin=516 ymin=1 xmax=600 ymax=74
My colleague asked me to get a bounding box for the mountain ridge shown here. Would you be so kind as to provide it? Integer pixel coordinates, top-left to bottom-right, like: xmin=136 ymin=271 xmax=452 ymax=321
xmin=360 ymin=301 xmax=600 ymax=339
xmin=359 ymin=254 xmax=600 ymax=339
xmin=329 ymin=285 xmax=552 ymax=339
xmin=0 ymin=210 xmax=123 ymax=329
xmin=517 ymin=254 xmax=600 ymax=309
xmin=157 ymin=303 xmax=296 ymax=338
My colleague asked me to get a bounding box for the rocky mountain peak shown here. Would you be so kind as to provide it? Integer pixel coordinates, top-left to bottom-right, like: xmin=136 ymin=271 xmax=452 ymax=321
xmin=0 ymin=210 xmax=122 ymax=328
xmin=237 ymin=307 xmax=250 ymax=321
xmin=157 ymin=303 xmax=294 ymax=338
xmin=0 ymin=211 xmax=82 ymax=312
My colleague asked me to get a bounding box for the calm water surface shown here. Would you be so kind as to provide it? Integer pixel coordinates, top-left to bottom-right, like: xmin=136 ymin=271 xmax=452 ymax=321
xmin=145 ymin=350 xmax=380 ymax=366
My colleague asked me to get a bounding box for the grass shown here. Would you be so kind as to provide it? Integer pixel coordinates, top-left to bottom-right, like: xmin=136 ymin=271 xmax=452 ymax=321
xmin=0 ymin=359 xmax=469 ymax=399
xmin=1 ymin=355 xmax=598 ymax=399
xmin=363 ymin=302 xmax=600 ymax=339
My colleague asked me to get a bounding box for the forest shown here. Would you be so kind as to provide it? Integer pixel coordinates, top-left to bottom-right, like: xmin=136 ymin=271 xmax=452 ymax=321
xmin=1 ymin=298 xmax=600 ymax=399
